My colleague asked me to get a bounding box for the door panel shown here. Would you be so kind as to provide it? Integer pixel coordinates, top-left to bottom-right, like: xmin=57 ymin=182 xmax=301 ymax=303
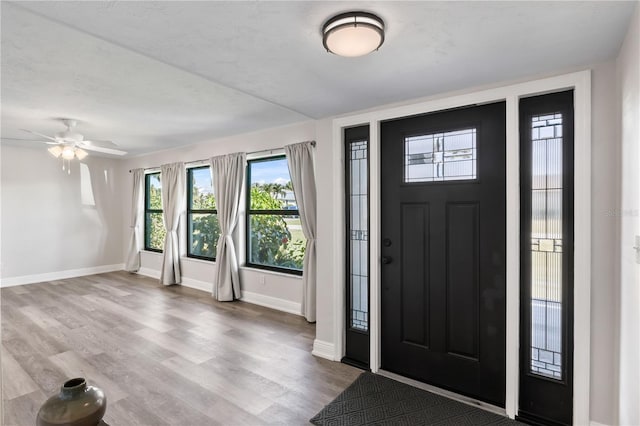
xmin=446 ymin=202 xmax=479 ymax=359
xmin=400 ymin=203 xmax=430 ymax=347
xmin=381 ymin=102 xmax=506 ymax=406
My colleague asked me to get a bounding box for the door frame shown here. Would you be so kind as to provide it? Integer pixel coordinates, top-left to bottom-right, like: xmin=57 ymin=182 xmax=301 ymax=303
xmin=330 ymin=70 xmax=591 ymax=424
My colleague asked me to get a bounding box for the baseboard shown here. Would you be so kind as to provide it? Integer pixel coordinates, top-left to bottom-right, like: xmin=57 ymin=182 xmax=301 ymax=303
xmin=182 ymin=277 xmax=211 ymax=293
xmin=0 ymin=264 xmax=125 ymax=288
xmin=312 ymin=339 xmax=336 ymax=361
xmin=240 ymin=290 xmax=302 ymax=316
xmin=137 ymin=267 xmax=160 ymax=280
xmin=136 ymin=268 xmax=301 ymax=316
xmin=139 ymin=268 xmax=212 ymax=293
xmin=590 ymin=421 xmax=611 ymax=426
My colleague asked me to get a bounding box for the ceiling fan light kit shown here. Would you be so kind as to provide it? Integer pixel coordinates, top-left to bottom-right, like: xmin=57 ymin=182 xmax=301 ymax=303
xmin=322 ymin=11 xmax=385 ymax=57
xmin=47 ymin=144 xmax=88 ymax=173
xmin=74 ymin=148 xmax=88 ymax=160
xmin=61 ymin=146 xmax=76 ymax=160
xmin=47 ymin=145 xmax=63 ymax=158
xmin=23 ymin=118 xmax=127 ymax=173
xmin=48 ymin=145 xmax=87 ymax=161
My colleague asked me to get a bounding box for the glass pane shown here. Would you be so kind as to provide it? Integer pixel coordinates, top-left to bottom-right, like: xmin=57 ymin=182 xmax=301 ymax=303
xmin=190 ymin=167 xmax=215 ymax=210
xmin=529 ymin=112 xmax=564 ymax=380
xmin=248 ymin=158 xmax=293 ymax=210
xmin=147 ymin=173 xmax=162 ymax=210
xmin=145 ymin=212 xmax=165 ymax=251
xmin=189 ymin=213 xmax=219 ymax=259
xmin=349 ymin=140 xmax=369 ymax=331
xmin=404 ymin=128 xmax=477 ymax=182
xmin=248 ymin=214 xmax=305 ymax=270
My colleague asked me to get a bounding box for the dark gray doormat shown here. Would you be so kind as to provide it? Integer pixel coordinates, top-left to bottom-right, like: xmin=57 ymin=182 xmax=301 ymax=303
xmin=310 ymin=372 xmax=525 ymax=425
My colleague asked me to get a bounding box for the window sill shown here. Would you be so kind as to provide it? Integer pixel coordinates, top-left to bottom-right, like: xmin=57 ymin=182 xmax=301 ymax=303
xmin=142 ymin=250 xmax=163 ymax=256
xmin=239 ymin=266 xmax=303 ymax=279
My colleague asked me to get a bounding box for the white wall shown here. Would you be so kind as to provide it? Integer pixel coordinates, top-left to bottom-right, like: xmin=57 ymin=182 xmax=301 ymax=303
xmin=589 ymin=61 xmax=622 ymax=425
xmin=314 ymin=117 xmax=339 ymax=345
xmin=120 ymin=121 xmax=315 ymax=312
xmin=0 ymin=144 xmax=124 ymax=285
xmin=617 ymin=4 xmax=640 ymax=425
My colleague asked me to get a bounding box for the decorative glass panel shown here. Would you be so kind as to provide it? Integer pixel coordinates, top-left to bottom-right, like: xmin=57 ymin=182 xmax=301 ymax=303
xmin=349 ymin=140 xmax=368 ymax=331
xmin=529 ymin=112 xmax=563 ymax=380
xmin=404 ymin=128 xmax=477 ymax=182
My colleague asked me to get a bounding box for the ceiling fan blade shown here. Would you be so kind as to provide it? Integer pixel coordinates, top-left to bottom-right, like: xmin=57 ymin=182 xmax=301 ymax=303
xmin=20 ymin=129 xmax=57 ymax=142
xmin=80 ymin=144 xmax=127 ymax=156
xmin=3 ymin=137 xmax=59 ymax=145
xmin=82 ymin=139 xmax=119 ymax=148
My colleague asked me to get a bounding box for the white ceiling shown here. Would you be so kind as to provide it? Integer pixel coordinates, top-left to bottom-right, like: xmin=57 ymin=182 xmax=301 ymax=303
xmin=1 ymin=1 xmax=636 ymax=157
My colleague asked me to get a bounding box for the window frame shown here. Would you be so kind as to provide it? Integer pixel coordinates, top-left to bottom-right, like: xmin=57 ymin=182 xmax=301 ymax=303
xmin=186 ymin=165 xmax=218 ymax=261
xmin=144 ymin=172 xmax=163 ymax=253
xmin=245 ymin=155 xmax=303 ymax=276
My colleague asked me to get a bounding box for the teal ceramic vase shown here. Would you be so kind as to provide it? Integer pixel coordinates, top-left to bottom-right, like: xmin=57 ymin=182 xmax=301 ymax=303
xmin=37 ymin=378 xmax=107 ymax=426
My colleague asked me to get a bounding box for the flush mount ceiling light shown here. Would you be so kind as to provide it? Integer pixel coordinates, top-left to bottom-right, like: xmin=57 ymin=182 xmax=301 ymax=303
xmin=322 ymin=12 xmax=385 ymax=57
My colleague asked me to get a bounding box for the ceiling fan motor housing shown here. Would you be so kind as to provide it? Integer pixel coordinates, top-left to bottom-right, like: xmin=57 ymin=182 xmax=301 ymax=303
xmin=55 ymin=130 xmax=84 ymax=142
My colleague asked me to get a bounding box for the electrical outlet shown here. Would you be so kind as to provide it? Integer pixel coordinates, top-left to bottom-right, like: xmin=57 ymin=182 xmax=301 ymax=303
xmin=259 ymin=274 xmax=266 ymax=285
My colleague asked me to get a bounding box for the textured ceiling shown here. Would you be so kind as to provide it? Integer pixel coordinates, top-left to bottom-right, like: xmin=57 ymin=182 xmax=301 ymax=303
xmin=1 ymin=1 xmax=636 ymax=156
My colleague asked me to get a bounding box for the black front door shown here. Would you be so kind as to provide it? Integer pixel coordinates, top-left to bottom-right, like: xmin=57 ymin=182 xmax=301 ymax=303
xmin=380 ymin=102 xmax=507 ymax=406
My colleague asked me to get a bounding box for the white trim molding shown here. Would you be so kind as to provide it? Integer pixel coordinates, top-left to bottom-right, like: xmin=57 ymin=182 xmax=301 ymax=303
xmin=0 ymin=264 xmax=125 ymax=288
xmin=312 ymin=339 xmax=336 ymax=361
xmin=136 ymin=268 xmax=302 ymax=316
xmin=182 ymin=277 xmax=212 ymax=293
xmin=137 ymin=266 xmax=161 ymax=280
xmin=571 ymin=70 xmax=592 ymax=426
xmin=331 ymin=70 xmax=591 ymax=424
xmin=239 ymin=290 xmax=302 ymax=316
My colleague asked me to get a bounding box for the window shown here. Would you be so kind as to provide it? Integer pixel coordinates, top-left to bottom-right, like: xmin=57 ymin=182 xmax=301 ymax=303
xmin=144 ymin=172 xmax=165 ymax=251
xmin=246 ymin=156 xmax=305 ymax=274
xmin=528 ymin=111 xmax=565 ymax=379
xmin=346 ymin=136 xmax=369 ymax=332
xmin=404 ymin=128 xmax=477 ymax=182
xmin=187 ymin=166 xmax=219 ymax=260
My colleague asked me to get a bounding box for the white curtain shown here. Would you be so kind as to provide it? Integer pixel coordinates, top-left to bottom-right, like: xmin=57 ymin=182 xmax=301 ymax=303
xmin=285 ymin=141 xmax=317 ymax=322
xmin=125 ymin=168 xmax=144 ymax=272
xmin=210 ymin=153 xmax=246 ymax=301
xmin=160 ymin=162 xmax=185 ymax=285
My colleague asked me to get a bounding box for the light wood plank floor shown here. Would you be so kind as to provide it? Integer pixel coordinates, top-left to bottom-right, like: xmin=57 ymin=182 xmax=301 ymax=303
xmin=1 ymin=272 xmax=360 ymax=425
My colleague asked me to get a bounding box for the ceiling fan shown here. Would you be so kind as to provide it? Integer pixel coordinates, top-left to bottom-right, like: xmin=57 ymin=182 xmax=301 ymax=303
xmin=20 ymin=118 xmax=127 ymax=159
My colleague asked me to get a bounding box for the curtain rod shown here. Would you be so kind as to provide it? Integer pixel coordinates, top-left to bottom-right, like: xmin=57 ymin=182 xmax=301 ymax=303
xmin=128 ymin=141 xmax=316 ymax=173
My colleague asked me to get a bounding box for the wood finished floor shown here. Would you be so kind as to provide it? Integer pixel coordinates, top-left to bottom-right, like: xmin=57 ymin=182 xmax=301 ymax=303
xmin=0 ymin=271 xmax=361 ymax=426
